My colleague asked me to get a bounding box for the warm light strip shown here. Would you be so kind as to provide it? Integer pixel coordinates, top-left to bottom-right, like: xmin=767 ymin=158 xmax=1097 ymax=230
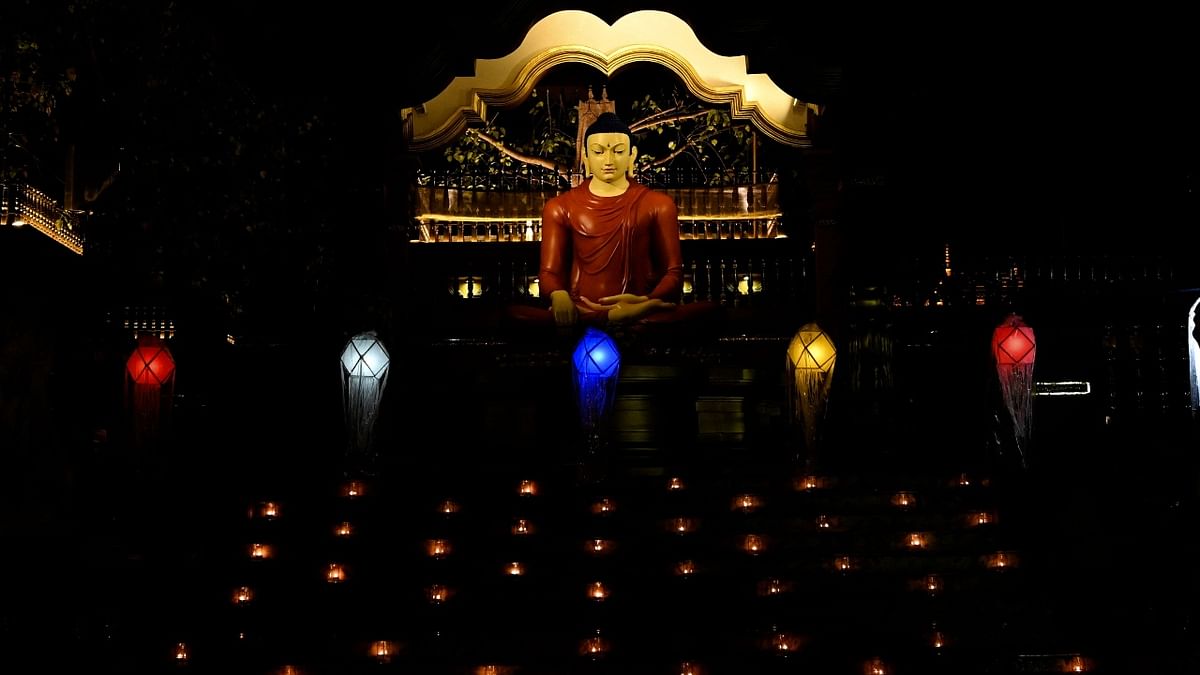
xmin=3 ymin=184 xmax=84 ymax=255
xmin=1032 ymin=381 xmax=1091 ymax=396
xmin=416 ymin=211 xmax=781 ymax=223
xmin=402 ymin=10 xmax=815 ymax=151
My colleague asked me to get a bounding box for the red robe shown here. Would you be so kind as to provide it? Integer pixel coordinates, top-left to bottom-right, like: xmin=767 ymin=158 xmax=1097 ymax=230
xmin=539 ymin=178 xmax=683 ymax=320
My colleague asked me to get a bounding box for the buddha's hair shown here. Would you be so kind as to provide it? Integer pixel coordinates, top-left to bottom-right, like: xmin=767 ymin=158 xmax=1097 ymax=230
xmin=584 ymin=112 xmax=633 ymax=143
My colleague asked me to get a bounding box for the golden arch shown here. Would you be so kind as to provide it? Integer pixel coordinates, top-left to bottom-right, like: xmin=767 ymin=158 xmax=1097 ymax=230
xmin=402 ymin=10 xmax=817 ymax=152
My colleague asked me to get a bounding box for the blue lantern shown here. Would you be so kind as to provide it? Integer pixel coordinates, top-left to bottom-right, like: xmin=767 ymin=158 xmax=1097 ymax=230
xmin=572 ymin=328 xmax=621 ymax=431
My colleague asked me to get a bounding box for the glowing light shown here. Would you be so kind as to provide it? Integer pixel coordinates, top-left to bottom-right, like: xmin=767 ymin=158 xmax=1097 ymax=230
xmin=326 ymin=563 xmax=346 ymax=583
xmin=588 ymin=581 xmax=609 ymax=601
xmin=340 ymin=332 xmax=390 ymax=464
xmin=1188 ymin=298 xmax=1200 ymax=412
xmin=786 ymin=322 xmax=836 ymax=457
xmin=427 ymin=540 xmax=451 ymax=558
xmin=427 ymin=584 xmax=450 ymax=603
xmin=993 ymin=314 xmax=1036 ymax=468
xmin=573 ymin=328 xmax=621 ymax=431
xmin=370 ymin=640 xmax=397 ymax=664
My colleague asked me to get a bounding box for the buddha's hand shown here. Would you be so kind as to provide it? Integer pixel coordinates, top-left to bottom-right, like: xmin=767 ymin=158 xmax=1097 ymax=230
xmin=583 ymin=294 xmax=675 ymax=324
xmin=549 ymin=290 xmax=579 ymax=327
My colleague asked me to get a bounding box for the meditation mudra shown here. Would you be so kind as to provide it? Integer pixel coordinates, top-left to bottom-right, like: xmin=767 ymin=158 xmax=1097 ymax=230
xmin=514 ymin=112 xmax=715 ymax=329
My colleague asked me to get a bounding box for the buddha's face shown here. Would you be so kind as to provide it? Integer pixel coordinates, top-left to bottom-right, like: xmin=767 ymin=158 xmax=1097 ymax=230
xmin=585 ymin=132 xmax=636 ymax=184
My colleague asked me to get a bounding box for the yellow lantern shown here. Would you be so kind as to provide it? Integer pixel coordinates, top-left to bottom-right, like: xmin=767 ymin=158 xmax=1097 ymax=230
xmin=786 ymin=322 xmax=836 ymax=462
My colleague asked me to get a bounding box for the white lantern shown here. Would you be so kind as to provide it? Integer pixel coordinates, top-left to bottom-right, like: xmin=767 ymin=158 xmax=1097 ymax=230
xmin=339 ymin=331 xmax=390 ymax=474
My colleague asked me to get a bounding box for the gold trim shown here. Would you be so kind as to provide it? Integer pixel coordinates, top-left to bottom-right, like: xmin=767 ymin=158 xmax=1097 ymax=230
xmin=403 ymin=10 xmax=813 ymax=152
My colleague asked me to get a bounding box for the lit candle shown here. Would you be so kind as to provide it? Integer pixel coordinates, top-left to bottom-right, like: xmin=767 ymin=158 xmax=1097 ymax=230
xmin=956 ymin=473 xmax=971 ymax=487
xmin=670 ymin=517 xmax=694 ymax=534
xmin=733 ymin=494 xmax=761 ymax=512
xmin=970 ymin=511 xmax=992 ymax=526
xmin=579 ymin=632 xmax=608 ymax=656
xmin=232 ymin=586 xmax=253 ymax=604
xmin=439 ymin=499 xmax=460 ymax=514
xmin=326 ymin=563 xmax=346 ymax=583
xmin=864 ymin=657 xmax=887 ymax=674
xmin=834 ymin=555 xmax=852 ymax=571
xmin=507 ymin=561 xmax=524 ymax=576
xmin=342 ymin=480 xmax=365 ymax=498
xmin=675 ymin=560 xmax=696 ymax=576
xmin=249 ymin=543 xmax=271 ymax=559
xmin=587 ymin=539 xmax=612 ymax=555
xmin=174 ymin=642 xmax=189 ymax=661
xmin=427 ymin=584 xmax=449 ymax=604
xmin=591 ymin=497 xmax=614 ymax=514
xmin=931 ymin=625 xmax=946 ymax=649
xmin=795 ymin=475 xmax=820 ymax=491
xmin=370 ymin=640 xmax=396 ymax=664
xmin=816 ymin=514 xmax=833 ymax=529
xmin=906 ymin=532 xmax=928 ymax=549
xmin=588 ymin=581 xmax=609 ymax=601
xmin=986 ymin=551 xmax=1015 ymax=569
xmin=260 ymin=501 xmax=279 ymax=519
xmin=769 ymin=631 xmax=799 ymax=653
xmin=891 ymin=491 xmax=915 ymax=507
xmin=334 ymin=521 xmax=353 ymax=537
xmin=924 ymin=574 xmax=942 ymax=593
xmin=512 ymin=519 xmax=533 ymax=536
xmin=757 ymin=578 xmax=789 ymax=596
xmin=427 ymin=539 xmax=451 ymax=558
xmin=1066 ymin=655 xmax=1086 ymax=672
xmin=518 ymin=480 xmax=537 ymax=496
xmin=743 ymin=534 xmax=765 ymax=554
xmin=678 ymin=662 xmax=702 ymax=675
xmin=668 ymin=476 xmax=685 ymax=491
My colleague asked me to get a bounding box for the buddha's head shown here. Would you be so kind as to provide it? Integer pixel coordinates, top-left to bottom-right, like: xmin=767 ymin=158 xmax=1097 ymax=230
xmin=584 ymin=112 xmax=637 ymax=185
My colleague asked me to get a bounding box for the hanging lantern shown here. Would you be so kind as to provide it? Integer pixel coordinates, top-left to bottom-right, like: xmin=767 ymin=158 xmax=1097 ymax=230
xmin=125 ymin=335 xmax=176 ymax=450
xmin=1187 ymin=297 xmax=1199 ymax=413
xmin=786 ymin=322 xmax=836 ymax=461
xmin=339 ymin=331 xmax=390 ymax=474
xmin=992 ymin=314 xmax=1036 ymax=468
xmin=572 ymin=328 xmax=621 ymax=432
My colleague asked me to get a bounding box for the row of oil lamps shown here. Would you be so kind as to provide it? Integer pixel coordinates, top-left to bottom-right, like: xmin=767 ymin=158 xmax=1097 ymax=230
xmin=192 ymin=475 xmax=1067 ymax=672
xmin=171 ymin=639 xmax=1093 ymax=673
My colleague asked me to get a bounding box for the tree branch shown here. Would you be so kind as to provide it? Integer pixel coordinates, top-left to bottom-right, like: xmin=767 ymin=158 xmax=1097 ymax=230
xmin=630 ymin=109 xmax=709 ymax=134
xmin=472 ymin=130 xmax=571 ymax=184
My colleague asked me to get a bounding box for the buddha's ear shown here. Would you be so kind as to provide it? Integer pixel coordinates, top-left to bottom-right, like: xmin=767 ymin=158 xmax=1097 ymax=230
xmin=583 ymin=150 xmax=592 ymax=178
xmin=627 ymin=145 xmax=638 ymax=178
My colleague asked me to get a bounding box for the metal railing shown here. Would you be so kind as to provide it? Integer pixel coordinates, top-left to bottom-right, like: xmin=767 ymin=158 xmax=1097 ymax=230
xmin=412 ymin=167 xmax=784 ymax=244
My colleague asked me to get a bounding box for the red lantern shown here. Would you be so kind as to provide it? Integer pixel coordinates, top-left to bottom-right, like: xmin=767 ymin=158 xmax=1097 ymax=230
xmin=126 ymin=336 xmax=176 ymax=384
xmin=992 ymin=314 xmax=1036 ymax=467
xmin=125 ymin=335 xmax=176 ymax=449
xmin=992 ymin=314 xmax=1036 ymax=366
